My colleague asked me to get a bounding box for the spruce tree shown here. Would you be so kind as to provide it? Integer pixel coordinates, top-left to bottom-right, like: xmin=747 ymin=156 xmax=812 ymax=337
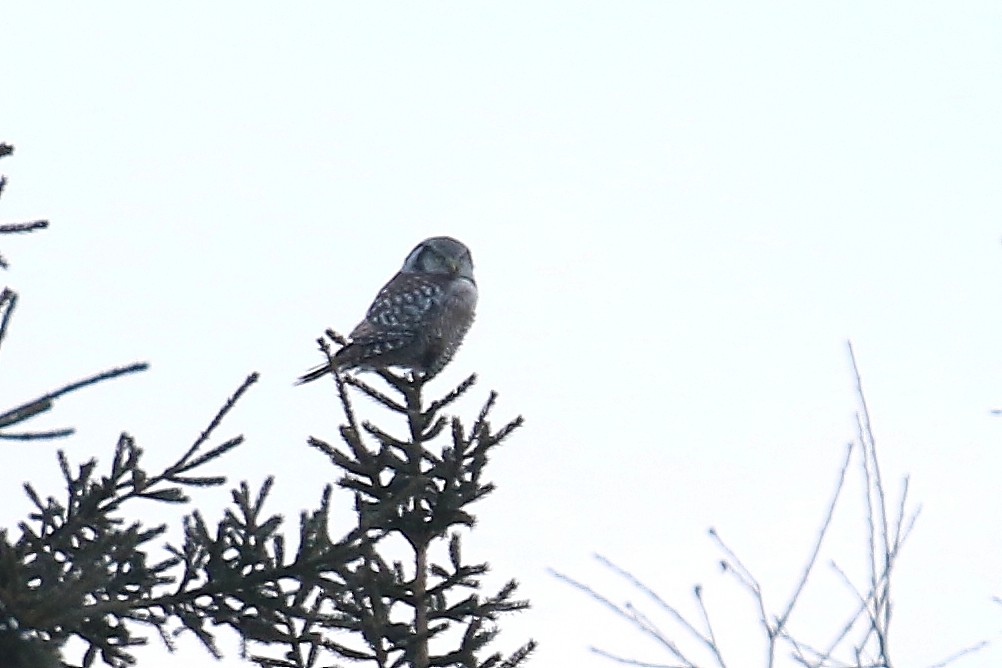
xmin=0 ymin=144 xmax=534 ymax=667
xmin=0 ymin=144 xmax=360 ymax=667
xmin=255 ymin=331 xmax=535 ymax=668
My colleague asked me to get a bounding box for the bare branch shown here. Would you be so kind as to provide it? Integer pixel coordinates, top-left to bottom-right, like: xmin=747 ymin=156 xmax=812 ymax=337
xmin=777 ymin=442 xmax=855 ymax=633
xmin=595 ymin=555 xmax=722 ymax=665
xmin=925 ymin=640 xmax=991 ymax=668
xmin=590 ymin=646 xmax=682 ymax=668
xmin=550 ymin=569 xmax=696 ymax=666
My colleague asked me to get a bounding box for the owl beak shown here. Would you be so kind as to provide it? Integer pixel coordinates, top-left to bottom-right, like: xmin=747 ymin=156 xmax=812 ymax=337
xmin=447 ymin=258 xmax=460 ymax=274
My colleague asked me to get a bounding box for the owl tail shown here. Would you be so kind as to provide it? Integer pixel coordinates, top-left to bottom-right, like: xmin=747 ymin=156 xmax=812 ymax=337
xmin=295 ymin=362 xmax=333 ymax=385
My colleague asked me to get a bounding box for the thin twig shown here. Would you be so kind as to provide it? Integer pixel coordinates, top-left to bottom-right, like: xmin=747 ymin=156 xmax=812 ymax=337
xmin=692 ymin=585 xmax=727 ymax=668
xmin=709 ymin=527 xmax=774 ymax=658
xmin=589 ymin=647 xmax=680 ymax=668
xmin=595 ymin=555 xmax=722 ymax=665
xmin=781 ymin=631 xmax=844 ymax=668
xmin=855 ymin=412 xmax=879 ymax=630
xmin=826 ymin=560 xmax=881 ymax=658
xmin=550 ymin=569 xmax=696 ymax=666
xmin=708 ymin=529 xmax=760 ymax=598
xmin=925 ymin=640 xmax=991 ymax=668
xmin=890 ymin=477 xmax=911 ymax=551
xmin=850 ymin=344 xmax=891 ymax=560
xmin=426 ymin=373 xmax=478 ymax=416
xmin=170 ymin=372 xmax=258 ymax=469
xmin=849 ymin=341 xmax=892 ymax=663
xmin=777 ymin=442 xmax=855 ymax=632
xmin=0 ymin=428 xmax=75 ymax=440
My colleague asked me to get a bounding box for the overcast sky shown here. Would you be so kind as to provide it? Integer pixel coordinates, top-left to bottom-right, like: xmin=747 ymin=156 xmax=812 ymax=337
xmin=2 ymin=3 xmax=1001 ymax=667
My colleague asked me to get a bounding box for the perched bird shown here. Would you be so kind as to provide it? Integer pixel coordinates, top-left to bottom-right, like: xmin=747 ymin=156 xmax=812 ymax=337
xmin=298 ymin=236 xmax=478 ymax=384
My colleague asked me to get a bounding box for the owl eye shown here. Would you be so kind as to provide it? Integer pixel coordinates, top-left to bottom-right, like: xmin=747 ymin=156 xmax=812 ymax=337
xmin=418 ymin=246 xmax=445 ymax=270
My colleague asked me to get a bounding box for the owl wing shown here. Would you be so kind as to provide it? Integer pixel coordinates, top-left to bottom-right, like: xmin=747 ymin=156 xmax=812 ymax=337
xmin=331 ymin=272 xmax=451 ymax=371
xmin=362 ymin=272 xmax=451 ymax=330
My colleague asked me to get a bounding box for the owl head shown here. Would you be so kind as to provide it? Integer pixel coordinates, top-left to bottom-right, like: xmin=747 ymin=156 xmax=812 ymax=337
xmin=402 ymin=236 xmax=475 ymax=283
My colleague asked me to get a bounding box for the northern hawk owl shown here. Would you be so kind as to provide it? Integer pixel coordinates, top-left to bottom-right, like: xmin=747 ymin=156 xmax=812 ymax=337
xmin=298 ymin=236 xmax=477 ymax=383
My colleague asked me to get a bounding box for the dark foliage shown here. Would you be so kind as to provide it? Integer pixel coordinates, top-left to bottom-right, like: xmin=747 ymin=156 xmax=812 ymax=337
xmin=0 ymin=369 xmax=374 ymax=668
xmin=0 ymin=145 xmax=362 ymax=666
xmin=1 ymin=145 xmax=533 ymax=668
xmin=247 ymin=331 xmax=535 ymax=668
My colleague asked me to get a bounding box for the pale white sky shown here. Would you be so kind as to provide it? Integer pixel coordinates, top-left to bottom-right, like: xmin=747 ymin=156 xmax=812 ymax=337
xmin=2 ymin=3 xmax=1001 ymax=667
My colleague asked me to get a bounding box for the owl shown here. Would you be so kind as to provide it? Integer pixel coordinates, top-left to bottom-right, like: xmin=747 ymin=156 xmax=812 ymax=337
xmin=297 ymin=236 xmax=478 ymax=384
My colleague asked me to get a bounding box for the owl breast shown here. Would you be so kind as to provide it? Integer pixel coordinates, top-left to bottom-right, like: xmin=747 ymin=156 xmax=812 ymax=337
xmin=419 ymin=277 xmax=477 ymax=377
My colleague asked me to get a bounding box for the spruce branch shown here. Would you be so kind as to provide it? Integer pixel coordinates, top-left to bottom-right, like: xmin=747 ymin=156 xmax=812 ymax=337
xmin=0 ymin=142 xmax=133 ymax=441
xmin=0 ymin=287 xmax=16 ymax=350
xmin=0 ymin=220 xmax=49 ymax=235
xmin=0 ymin=144 xmax=50 ymax=272
xmin=0 ymin=363 xmax=150 ymax=441
xmin=0 ymin=144 xmax=374 ymax=667
xmin=0 ymin=374 xmax=335 ymax=668
xmin=282 ymin=349 xmax=535 ymax=668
